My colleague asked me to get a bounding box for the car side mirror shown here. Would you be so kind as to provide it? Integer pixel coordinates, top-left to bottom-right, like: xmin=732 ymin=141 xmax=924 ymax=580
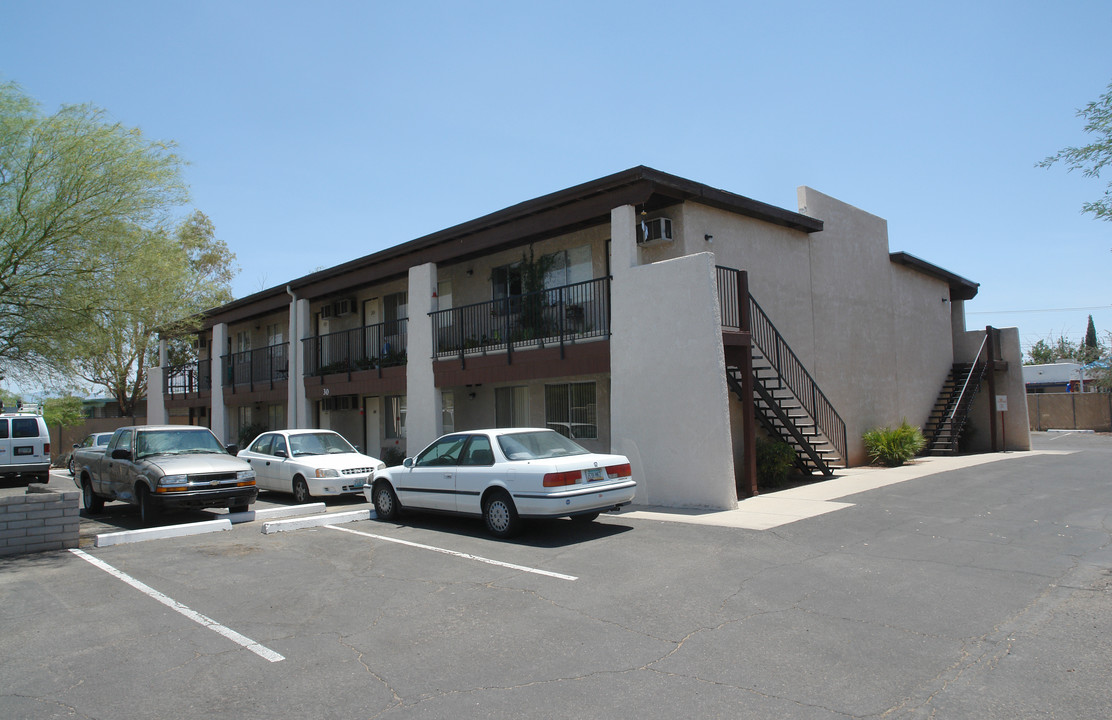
xmin=72 ymin=443 xmax=79 ymax=449
xmin=225 ymin=443 xmax=239 ymax=455
xmin=403 ymin=457 xmax=414 ymax=468
xmin=274 ymin=450 xmax=288 ymax=458
xmin=111 ymin=448 xmax=131 ymax=461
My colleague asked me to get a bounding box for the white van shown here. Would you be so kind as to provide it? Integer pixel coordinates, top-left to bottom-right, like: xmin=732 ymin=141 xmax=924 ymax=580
xmin=0 ymin=413 xmax=51 ymax=484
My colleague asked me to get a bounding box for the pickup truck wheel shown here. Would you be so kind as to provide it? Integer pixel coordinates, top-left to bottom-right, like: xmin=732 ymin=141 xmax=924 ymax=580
xmin=137 ymin=484 xmax=160 ymax=526
xmin=82 ymin=479 xmax=104 ymax=513
xmin=293 ymin=477 xmax=311 ymax=504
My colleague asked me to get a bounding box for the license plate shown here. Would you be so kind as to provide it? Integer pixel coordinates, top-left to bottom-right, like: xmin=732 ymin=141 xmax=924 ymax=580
xmin=14 ymin=446 xmax=33 ymax=456
xmin=585 ymin=468 xmax=604 ymax=482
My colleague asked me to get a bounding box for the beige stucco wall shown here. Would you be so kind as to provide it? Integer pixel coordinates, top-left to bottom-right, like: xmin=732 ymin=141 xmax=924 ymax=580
xmin=955 ymin=327 xmax=1031 ymax=452
xmin=610 ymin=205 xmax=737 ymax=509
xmin=890 ymin=264 xmax=956 ymax=429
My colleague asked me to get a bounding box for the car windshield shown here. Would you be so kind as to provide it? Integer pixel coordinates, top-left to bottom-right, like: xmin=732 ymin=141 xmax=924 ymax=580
xmin=135 ymin=429 xmax=226 ymax=459
xmin=95 ymin=434 xmax=111 ymax=446
xmin=288 ymin=432 xmax=356 ymax=456
xmin=496 ymin=430 xmax=590 ymax=461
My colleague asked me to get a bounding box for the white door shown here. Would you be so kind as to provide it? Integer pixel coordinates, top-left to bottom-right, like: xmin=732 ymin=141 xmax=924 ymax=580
xmin=363 ymin=396 xmax=382 ymax=459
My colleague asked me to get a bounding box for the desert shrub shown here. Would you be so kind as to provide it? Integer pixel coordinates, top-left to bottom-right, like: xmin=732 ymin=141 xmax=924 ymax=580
xmin=756 ymin=438 xmax=797 ymax=486
xmin=381 ymin=445 xmax=406 ymax=467
xmin=862 ymin=420 xmax=925 ymax=467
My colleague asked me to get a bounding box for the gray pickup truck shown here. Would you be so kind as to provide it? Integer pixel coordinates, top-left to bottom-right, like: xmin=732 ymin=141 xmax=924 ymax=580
xmin=73 ymin=425 xmax=258 ymax=524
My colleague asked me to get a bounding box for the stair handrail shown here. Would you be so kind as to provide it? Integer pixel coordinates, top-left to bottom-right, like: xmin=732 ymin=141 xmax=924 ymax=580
xmin=949 ymin=333 xmax=988 ymax=423
xmin=746 ymin=293 xmax=847 ymax=465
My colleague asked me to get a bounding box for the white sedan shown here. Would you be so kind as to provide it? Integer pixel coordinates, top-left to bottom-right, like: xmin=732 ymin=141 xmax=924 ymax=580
xmin=239 ymin=429 xmax=385 ymax=503
xmin=365 ymin=428 xmax=636 ymax=538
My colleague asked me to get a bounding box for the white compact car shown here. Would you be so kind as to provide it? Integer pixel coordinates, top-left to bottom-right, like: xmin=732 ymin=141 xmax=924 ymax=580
xmin=366 ymin=428 xmax=636 ymax=538
xmin=239 ymin=429 xmax=385 ymax=503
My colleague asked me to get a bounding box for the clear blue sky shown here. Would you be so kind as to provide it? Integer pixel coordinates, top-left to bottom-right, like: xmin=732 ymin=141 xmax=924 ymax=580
xmin=3 ymin=0 xmax=1110 ymax=358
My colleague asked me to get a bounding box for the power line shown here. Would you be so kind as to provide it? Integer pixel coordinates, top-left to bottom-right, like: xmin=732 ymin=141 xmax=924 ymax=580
xmin=967 ymin=305 xmax=1112 ymax=315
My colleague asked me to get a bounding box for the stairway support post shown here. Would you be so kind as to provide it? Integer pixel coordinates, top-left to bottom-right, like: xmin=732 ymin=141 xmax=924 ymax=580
xmin=738 ymin=270 xmax=757 ymax=498
xmin=986 ymin=326 xmax=998 ymax=452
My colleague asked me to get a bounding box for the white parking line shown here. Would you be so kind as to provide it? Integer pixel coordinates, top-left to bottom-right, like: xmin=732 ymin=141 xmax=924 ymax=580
xmin=69 ymin=549 xmax=285 ymax=663
xmin=325 ymin=525 xmax=578 ymax=581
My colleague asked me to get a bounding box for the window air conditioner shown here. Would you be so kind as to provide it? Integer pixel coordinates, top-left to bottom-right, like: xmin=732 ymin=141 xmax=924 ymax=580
xmin=320 ymin=304 xmax=333 ymax=319
xmin=334 ymin=298 xmax=355 ymax=317
xmin=638 ymin=217 xmax=673 ymax=245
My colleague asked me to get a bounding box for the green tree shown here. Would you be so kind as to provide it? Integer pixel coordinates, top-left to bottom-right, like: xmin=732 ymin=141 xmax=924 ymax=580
xmin=0 ymin=81 xmax=186 ymax=382
xmin=42 ymin=395 xmax=84 ymax=431
xmin=1026 ymin=339 xmax=1057 ymax=365
xmin=1038 ymin=80 xmax=1112 ymax=221
xmin=65 ymin=212 xmax=237 ymax=416
xmin=1081 ymin=314 xmax=1102 ymax=363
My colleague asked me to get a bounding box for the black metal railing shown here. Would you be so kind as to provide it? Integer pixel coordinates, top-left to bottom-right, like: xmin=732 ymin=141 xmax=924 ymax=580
xmin=165 ymin=359 xmax=212 ymax=396
xmin=224 ymin=342 xmax=289 ymax=387
xmin=430 ymin=277 xmax=610 ymax=359
xmin=747 ymin=293 xmax=847 ymax=464
xmin=303 ymin=319 xmax=408 ymax=376
xmin=716 ymin=266 xmax=745 ymax=330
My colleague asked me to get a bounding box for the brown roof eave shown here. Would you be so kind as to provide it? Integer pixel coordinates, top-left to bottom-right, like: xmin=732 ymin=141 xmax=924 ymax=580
xmin=890 ymin=251 xmax=979 ymax=301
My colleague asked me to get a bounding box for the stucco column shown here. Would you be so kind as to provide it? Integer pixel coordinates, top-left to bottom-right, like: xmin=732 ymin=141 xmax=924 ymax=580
xmin=146 ymin=338 xmax=168 ymax=425
xmin=406 ymin=262 xmax=440 ymax=450
xmin=287 ymin=291 xmax=311 ymax=428
xmin=612 ymin=204 xmax=637 ymax=270
xmin=211 ymin=322 xmax=229 ymax=443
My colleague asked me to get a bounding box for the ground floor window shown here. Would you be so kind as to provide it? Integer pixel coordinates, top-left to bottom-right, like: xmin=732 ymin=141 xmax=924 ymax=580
xmin=495 ymin=386 xmax=529 ymax=428
xmin=267 ymin=404 xmax=285 ymax=431
xmin=544 ymin=382 xmax=596 ymax=439
xmin=386 ymin=395 xmax=406 ymax=439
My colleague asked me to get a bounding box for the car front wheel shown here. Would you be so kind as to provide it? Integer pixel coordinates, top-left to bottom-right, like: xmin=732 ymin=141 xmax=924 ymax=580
xmin=293 ymin=477 xmax=311 ymax=504
xmin=482 ymin=490 xmax=521 ymax=539
xmin=372 ymin=481 xmax=399 ymax=520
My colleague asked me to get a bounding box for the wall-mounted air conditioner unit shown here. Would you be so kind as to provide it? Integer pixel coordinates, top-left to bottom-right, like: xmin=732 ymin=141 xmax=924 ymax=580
xmin=637 ymin=217 xmax=673 ymax=245
xmin=319 ymin=304 xmax=334 ymax=319
xmin=334 ymin=298 xmax=355 ymax=317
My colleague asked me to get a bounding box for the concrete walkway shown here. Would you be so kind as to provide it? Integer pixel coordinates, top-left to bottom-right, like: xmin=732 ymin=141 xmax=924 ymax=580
xmin=625 ymin=449 xmax=1067 ymax=530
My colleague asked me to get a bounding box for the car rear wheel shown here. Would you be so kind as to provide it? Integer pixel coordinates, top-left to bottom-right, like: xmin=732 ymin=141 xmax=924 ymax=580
xmin=482 ymin=490 xmax=521 ymax=539
xmin=293 ymin=477 xmax=311 ymax=504
xmin=372 ymin=481 xmax=399 ymax=520
xmin=137 ymin=484 xmax=160 ymax=526
xmin=82 ymin=478 xmax=104 ymax=514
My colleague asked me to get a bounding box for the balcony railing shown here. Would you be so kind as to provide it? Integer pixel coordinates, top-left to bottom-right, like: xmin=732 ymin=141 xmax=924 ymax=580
xmin=224 ymin=342 xmax=289 ymax=388
xmin=431 ymin=277 xmax=610 ymax=360
xmin=303 ymin=319 xmax=408 ymax=376
xmin=165 ymin=359 xmax=212 ymax=396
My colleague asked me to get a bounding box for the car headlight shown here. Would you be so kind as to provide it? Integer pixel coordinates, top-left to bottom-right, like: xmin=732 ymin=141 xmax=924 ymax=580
xmin=375 ymin=462 xmax=386 ymax=471
xmin=237 ymin=470 xmax=256 ymax=482
xmin=315 ymin=468 xmax=340 ymax=478
xmin=161 ymin=474 xmax=188 ymax=486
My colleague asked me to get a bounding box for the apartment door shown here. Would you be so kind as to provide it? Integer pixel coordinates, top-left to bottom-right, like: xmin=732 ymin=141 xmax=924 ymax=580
xmin=362 ymin=396 xmax=382 ymax=459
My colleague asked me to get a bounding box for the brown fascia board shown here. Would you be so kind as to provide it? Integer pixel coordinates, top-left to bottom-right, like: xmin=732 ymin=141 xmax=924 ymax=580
xmin=890 ymin=251 xmax=979 ymax=301
xmin=200 ymin=166 xmax=823 ymax=329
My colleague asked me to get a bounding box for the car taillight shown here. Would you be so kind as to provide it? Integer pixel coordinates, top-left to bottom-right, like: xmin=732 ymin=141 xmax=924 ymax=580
xmin=605 ymin=463 xmax=631 ymax=479
xmin=44 ymin=442 xmax=50 ymax=454
xmin=543 ymin=470 xmax=583 ymax=487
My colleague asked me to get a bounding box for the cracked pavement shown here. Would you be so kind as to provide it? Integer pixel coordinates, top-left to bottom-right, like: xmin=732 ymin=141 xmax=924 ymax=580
xmin=1 ymin=432 xmax=1110 ymax=719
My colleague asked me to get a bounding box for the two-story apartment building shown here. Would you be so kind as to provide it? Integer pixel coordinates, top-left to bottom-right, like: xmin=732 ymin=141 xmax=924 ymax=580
xmin=148 ymin=167 xmax=1030 ymax=510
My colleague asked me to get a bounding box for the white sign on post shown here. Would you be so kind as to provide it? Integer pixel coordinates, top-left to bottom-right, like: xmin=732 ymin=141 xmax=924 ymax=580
xmin=995 ymin=395 xmax=1008 ymax=412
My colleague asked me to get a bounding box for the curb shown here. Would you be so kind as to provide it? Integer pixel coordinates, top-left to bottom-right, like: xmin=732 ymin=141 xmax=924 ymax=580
xmin=92 ymin=503 xmax=332 ymax=547
xmin=96 ymin=519 xmax=233 ymax=547
xmin=260 ymin=509 xmax=374 ymax=535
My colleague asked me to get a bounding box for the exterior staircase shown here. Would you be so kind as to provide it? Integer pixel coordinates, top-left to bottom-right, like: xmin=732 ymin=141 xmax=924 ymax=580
xmin=721 ymin=286 xmax=846 ymax=476
xmin=922 ymin=361 xmax=987 ymax=455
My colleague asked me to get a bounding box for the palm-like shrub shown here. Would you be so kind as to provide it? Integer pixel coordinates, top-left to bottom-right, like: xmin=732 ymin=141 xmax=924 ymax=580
xmin=862 ymin=420 xmax=925 ymax=467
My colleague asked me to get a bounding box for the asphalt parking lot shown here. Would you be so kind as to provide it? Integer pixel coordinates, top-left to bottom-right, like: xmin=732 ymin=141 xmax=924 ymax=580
xmin=2 ymin=432 xmax=1111 ymax=719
